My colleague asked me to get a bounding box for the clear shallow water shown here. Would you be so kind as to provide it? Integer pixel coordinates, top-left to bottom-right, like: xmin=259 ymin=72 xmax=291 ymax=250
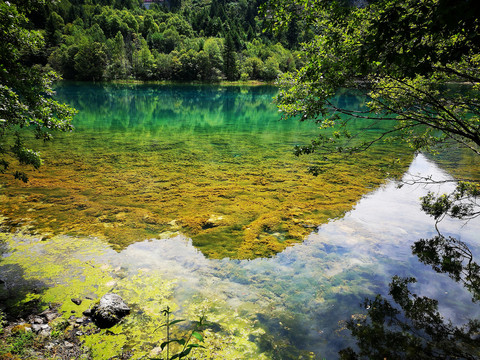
xmin=0 ymin=84 xmax=479 ymax=358
xmin=109 ymin=154 xmax=480 ymax=356
xmin=1 ymin=83 xmax=411 ymax=259
xmin=1 ymin=156 xmax=479 ymax=358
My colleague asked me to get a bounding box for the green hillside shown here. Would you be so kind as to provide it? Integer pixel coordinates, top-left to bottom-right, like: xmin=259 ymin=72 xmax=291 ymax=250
xmin=21 ymin=0 xmax=308 ymax=82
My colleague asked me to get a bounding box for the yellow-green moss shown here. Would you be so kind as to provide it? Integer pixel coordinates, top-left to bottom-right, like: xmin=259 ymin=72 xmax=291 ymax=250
xmin=0 ymin=232 xmax=271 ymax=359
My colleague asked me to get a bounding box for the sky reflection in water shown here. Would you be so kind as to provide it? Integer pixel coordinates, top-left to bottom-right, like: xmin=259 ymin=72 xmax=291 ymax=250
xmin=105 ymin=154 xmax=480 ymax=358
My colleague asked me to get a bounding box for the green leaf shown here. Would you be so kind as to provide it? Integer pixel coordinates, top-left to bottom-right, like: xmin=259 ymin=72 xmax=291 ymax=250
xmin=191 ymin=331 xmax=204 ymax=342
xmin=160 ymin=339 xmax=186 ymax=350
xmin=168 ymin=319 xmax=185 ymax=326
xmin=179 ymin=346 xmax=193 ymax=358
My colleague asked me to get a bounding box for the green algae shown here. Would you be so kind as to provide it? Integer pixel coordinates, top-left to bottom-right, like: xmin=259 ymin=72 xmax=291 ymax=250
xmin=0 ymin=231 xmax=271 ymax=359
xmin=0 ymin=227 xmax=371 ymax=359
xmin=0 ymin=231 xmax=114 ymax=317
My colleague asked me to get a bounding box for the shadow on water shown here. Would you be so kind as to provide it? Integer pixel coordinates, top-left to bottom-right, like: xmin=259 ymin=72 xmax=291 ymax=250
xmin=0 ymin=260 xmax=48 ymax=319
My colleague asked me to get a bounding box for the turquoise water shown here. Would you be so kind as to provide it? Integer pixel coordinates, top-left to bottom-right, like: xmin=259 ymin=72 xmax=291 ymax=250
xmin=1 ymin=84 xmax=479 ymax=358
xmin=2 ymin=83 xmax=411 ymax=258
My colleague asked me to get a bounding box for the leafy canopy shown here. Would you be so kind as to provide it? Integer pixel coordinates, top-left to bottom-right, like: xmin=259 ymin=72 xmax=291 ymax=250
xmin=0 ymin=0 xmax=76 ymax=181
xmin=264 ymin=0 xmax=480 ymax=175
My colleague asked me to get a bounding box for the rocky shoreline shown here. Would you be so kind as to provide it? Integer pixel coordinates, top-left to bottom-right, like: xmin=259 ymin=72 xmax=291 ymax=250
xmin=0 ymin=294 xmax=132 ymax=359
xmin=1 ymin=304 xmax=92 ymax=359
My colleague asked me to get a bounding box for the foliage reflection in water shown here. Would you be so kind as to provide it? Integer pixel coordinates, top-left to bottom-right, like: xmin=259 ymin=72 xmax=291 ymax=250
xmin=1 ymin=83 xmax=411 ymax=259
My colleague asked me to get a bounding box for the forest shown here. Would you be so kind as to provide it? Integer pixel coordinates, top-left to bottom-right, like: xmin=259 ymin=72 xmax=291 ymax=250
xmin=22 ymin=0 xmax=306 ymax=82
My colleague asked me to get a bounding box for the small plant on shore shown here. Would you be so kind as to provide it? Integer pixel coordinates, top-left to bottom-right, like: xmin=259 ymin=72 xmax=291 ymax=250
xmin=152 ymin=306 xmax=206 ymax=360
xmin=0 ymin=311 xmax=5 ymax=333
xmin=9 ymin=330 xmax=35 ymax=355
xmin=0 ymin=320 xmax=35 ymax=358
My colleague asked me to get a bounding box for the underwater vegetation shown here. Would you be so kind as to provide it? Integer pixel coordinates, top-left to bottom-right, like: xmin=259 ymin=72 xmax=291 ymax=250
xmin=0 ymin=230 xmax=271 ymax=359
xmin=1 ymin=153 xmax=479 ymax=359
xmin=0 ymin=84 xmax=413 ymax=259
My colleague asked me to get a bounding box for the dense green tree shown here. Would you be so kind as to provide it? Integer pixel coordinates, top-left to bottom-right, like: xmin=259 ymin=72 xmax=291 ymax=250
xmin=17 ymin=0 xmax=297 ymax=82
xmin=48 ymin=43 xmax=81 ymax=79
xmin=203 ymin=37 xmax=223 ymax=80
xmin=206 ymin=17 xmax=224 ymax=37
xmin=223 ymin=32 xmax=238 ymax=80
xmin=142 ymin=13 xmax=159 ymax=37
xmin=121 ymin=10 xmax=139 ymax=33
xmin=159 ymin=27 xmax=181 ymax=53
xmin=265 ymin=0 xmax=480 ymax=170
xmin=45 ymin=11 xmax=65 ymax=46
xmin=74 ymin=41 xmax=108 ymax=81
xmin=155 ymin=52 xmax=174 ymax=79
xmin=0 ymin=0 xmax=76 ymax=182
xmin=262 ymin=56 xmax=280 ymax=81
xmin=87 ymin=23 xmax=107 ymax=43
xmin=106 ymin=31 xmax=129 ymax=79
xmin=209 ymin=0 xmax=226 ymax=20
xmin=191 ymin=8 xmax=209 ymax=34
xmin=176 ymin=49 xmax=198 ymax=80
xmin=166 ymin=14 xmax=194 ymax=37
xmin=132 ymin=37 xmax=155 ymax=79
xmin=286 ymin=16 xmax=298 ymax=50
xmin=170 ymin=0 xmax=182 ymax=11
xmin=241 ymin=56 xmax=263 ymax=80
xmin=246 ymin=25 xmax=255 ymax=42
xmin=115 ymin=0 xmax=139 ymax=10
xmin=194 ymin=50 xmax=210 ymax=81
xmin=245 ymin=1 xmax=257 ymax=30
xmin=228 ymin=24 xmax=243 ymax=51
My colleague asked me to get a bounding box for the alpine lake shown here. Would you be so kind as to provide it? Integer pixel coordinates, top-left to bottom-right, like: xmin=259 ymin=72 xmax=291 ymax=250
xmin=1 ymin=83 xmax=479 ymax=359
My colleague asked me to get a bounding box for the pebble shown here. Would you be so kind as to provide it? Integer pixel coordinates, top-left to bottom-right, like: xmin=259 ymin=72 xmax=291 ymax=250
xmin=45 ymin=312 xmax=57 ymax=321
xmin=71 ymin=298 xmax=82 ymax=305
xmin=31 ymin=324 xmax=43 ymax=332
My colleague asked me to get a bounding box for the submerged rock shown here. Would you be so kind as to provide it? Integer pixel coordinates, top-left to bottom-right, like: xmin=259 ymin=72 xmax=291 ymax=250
xmin=204 ymin=214 xmax=224 ymax=229
xmin=71 ymin=298 xmax=82 ymax=305
xmin=87 ymin=293 xmax=130 ymax=328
